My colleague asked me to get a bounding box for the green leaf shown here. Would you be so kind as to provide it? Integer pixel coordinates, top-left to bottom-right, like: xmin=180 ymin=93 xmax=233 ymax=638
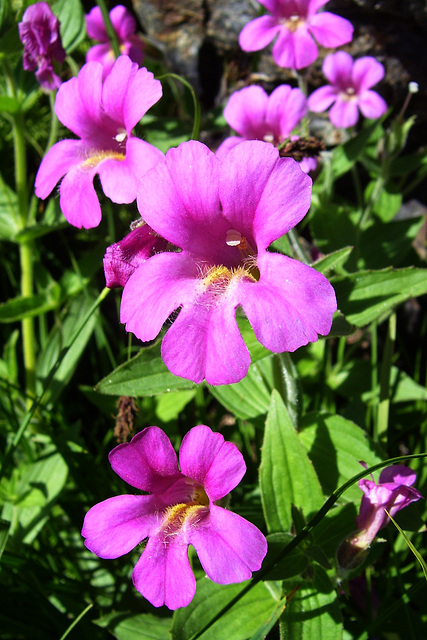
xmin=52 ymin=0 xmax=86 ymax=52
xmin=281 ymin=569 xmax=342 ymax=640
xmin=332 ymin=119 xmax=384 ymax=177
xmin=0 ymin=285 xmax=61 ymax=322
xmin=171 ymin=579 xmax=278 ymax=640
xmin=260 ymin=391 xmax=324 ymax=533
xmin=263 ymin=532 xmax=309 ymax=580
xmin=0 ymin=95 xmax=20 ymax=113
xmin=0 ymin=173 xmax=20 ymax=241
xmin=155 ymin=389 xmax=197 ymax=422
xmin=364 ymin=181 xmax=402 ymax=222
xmin=95 ymin=612 xmax=172 ymax=640
xmin=386 ymin=510 xmax=427 ymax=581
xmin=96 ymin=340 xmax=196 ymax=396
xmin=332 ymin=267 xmax=427 ymax=326
xmin=298 ymin=412 xmax=384 ymax=502
xmin=312 ymin=246 xmax=353 ymax=275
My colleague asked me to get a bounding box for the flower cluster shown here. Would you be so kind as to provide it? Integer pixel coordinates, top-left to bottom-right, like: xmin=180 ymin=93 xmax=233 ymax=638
xmin=86 ymin=5 xmax=145 ymax=78
xmin=82 ymin=425 xmax=268 ymax=609
xmin=18 ymin=1 xmax=66 ymax=90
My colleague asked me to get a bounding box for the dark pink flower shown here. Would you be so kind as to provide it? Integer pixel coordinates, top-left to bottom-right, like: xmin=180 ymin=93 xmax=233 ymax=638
xmin=239 ymin=0 xmax=353 ymax=70
xmin=217 ymin=84 xmax=307 ymax=155
xmin=35 ymin=55 xmax=163 ymax=229
xmin=119 ymin=139 xmax=337 ymax=385
xmin=82 ymin=425 xmax=267 ymax=610
xmin=307 ymin=52 xmax=388 ymax=127
xmin=337 ymin=464 xmax=423 ymax=574
xmin=86 ymin=5 xmax=145 ymax=79
xmin=18 ymin=1 xmax=66 ymax=91
xmin=104 ymin=224 xmax=168 ymax=288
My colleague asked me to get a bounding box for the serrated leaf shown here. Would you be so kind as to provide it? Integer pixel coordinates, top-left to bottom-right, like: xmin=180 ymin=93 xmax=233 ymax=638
xmin=332 ymin=267 xmax=427 ymax=326
xmin=260 ymin=391 xmax=324 ymax=533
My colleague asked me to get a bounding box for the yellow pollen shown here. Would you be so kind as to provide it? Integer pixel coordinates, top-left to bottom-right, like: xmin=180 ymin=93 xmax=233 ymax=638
xmin=286 ymin=14 xmax=303 ymax=32
xmin=81 ymin=150 xmax=126 ymax=169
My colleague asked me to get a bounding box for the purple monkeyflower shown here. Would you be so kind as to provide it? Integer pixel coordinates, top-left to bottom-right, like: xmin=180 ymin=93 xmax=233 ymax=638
xmin=18 ymin=1 xmax=66 ymax=91
xmin=217 ymin=84 xmax=306 ymax=153
xmin=35 ymin=55 xmax=163 ymax=229
xmin=337 ymin=465 xmax=423 ymax=574
xmin=307 ymin=52 xmax=388 ymax=128
xmin=239 ymin=0 xmax=353 ymax=70
xmin=86 ymin=5 xmax=145 ymax=79
xmin=82 ymin=425 xmax=267 ymax=610
xmin=104 ymin=223 xmax=169 ymax=288
xmin=119 ymin=139 xmax=337 ymax=385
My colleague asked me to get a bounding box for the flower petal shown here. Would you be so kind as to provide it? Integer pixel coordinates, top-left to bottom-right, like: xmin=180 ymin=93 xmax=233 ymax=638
xmin=240 ymin=252 xmax=336 ymax=353
xmin=272 ymin=27 xmax=318 ymax=70
xmin=190 ymin=505 xmax=267 ymax=583
xmin=215 ymin=136 xmax=244 ymax=158
xmin=307 ymin=85 xmax=337 ymax=113
xmin=85 ymin=6 xmax=108 ymax=41
xmin=35 ymin=139 xmax=83 ymax=199
xmin=239 ymin=16 xmax=280 ymax=52
xmin=352 ymin=56 xmax=385 ymax=93
xmin=55 ymin=63 xmax=103 ymax=137
xmin=160 ymin=276 xmax=251 ymax=385
xmin=223 ymin=86 xmax=269 ymax=138
xmin=179 ymin=425 xmax=246 ymax=500
xmin=133 ymin=533 xmax=196 ymax=609
xmin=59 ymin=163 xmax=102 ymax=228
xmin=82 ymin=494 xmax=158 ymax=559
xmin=379 ymin=465 xmax=417 ymax=487
xmin=120 ymin=252 xmax=199 ymax=342
xmin=322 ymin=51 xmax=353 ymax=87
xmin=309 ymin=12 xmax=353 ymax=48
xmin=101 ymin=54 xmax=137 ymax=125
xmin=329 ymin=98 xmax=359 ymax=128
xmin=123 ymin=65 xmax=163 ymax=132
xmin=358 ymin=90 xmax=387 ymax=120
xmin=268 ymin=85 xmax=307 ymax=138
xmin=109 ymin=426 xmax=181 ymax=493
xmin=110 ymin=4 xmax=137 ymax=41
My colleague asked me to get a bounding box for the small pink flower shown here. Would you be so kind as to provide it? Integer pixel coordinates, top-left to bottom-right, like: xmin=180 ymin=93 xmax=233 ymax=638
xmin=119 ymin=139 xmax=337 ymax=385
xmin=308 ymin=51 xmax=388 ymax=128
xmin=216 ymin=84 xmax=307 ymax=154
xmin=35 ymin=55 xmax=163 ymax=229
xmin=104 ymin=224 xmax=168 ymax=288
xmin=18 ymin=1 xmax=66 ymax=90
xmin=82 ymin=425 xmax=267 ymax=610
xmin=239 ymin=0 xmax=353 ymax=70
xmin=86 ymin=5 xmax=145 ymax=79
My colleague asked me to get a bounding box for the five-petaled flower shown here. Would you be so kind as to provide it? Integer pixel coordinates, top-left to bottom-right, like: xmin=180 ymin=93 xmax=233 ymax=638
xmin=117 ymin=139 xmax=336 ymax=385
xmin=18 ymin=1 xmax=66 ymax=91
xmin=239 ymin=0 xmax=353 ymax=70
xmin=217 ymin=84 xmax=315 ymax=171
xmin=82 ymin=425 xmax=268 ymax=610
xmin=337 ymin=464 xmax=423 ymax=574
xmin=35 ymin=55 xmax=163 ymax=228
xmin=307 ymin=52 xmax=388 ymax=128
xmin=86 ymin=5 xmax=145 ymax=79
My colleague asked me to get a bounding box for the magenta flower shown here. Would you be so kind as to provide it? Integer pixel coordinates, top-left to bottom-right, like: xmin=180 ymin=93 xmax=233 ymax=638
xmin=18 ymin=1 xmax=66 ymax=91
xmin=216 ymin=84 xmax=307 ymax=156
xmin=35 ymin=55 xmax=163 ymax=229
xmin=82 ymin=425 xmax=267 ymax=610
xmin=337 ymin=465 xmax=423 ymax=573
xmin=239 ymin=0 xmax=353 ymax=70
xmin=119 ymin=139 xmax=337 ymax=385
xmin=307 ymin=52 xmax=388 ymax=128
xmin=86 ymin=5 xmax=145 ymax=79
xmin=104 ymin=224 xmax=168 ymax=288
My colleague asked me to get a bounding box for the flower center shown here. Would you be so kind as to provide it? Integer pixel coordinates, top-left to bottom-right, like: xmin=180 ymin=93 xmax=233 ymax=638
xmin=161 ymin=481 xmax=209 ymax=540
xmin=285 ymin=14 xmax=303 ymax=32
xmin=339 ymin=87 xmax=357 ymax=102
xmin=81 ymin=150 xmax=126 ymax=169
xmin=114 ymin=128 xmax=127 ymax=143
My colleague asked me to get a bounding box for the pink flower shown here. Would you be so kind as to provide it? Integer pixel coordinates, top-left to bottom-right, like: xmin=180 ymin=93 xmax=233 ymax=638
xmin=104 ymin=224 xmax=168 ymax=288
xmin=82 ymin=425 xmax=267 ymax=610
xmin=120 ymin=139 xmax=337 ymax=385
xmin=239 ymin=0 xmax=353 ymax=70
xmin=216 ymin=84 xmax=307 ymax=156
xmin=307 ymin=52 xmax=388 ymax=128
xmin=337 ymin=465 xmax=423 ymax=574
xmin=86 ymin=5 xmax=145 ymax=79
xmin=18 ymin=1 xmax=66 ymax=90
xmin=35 ymin=55 xmax=163 ymax=229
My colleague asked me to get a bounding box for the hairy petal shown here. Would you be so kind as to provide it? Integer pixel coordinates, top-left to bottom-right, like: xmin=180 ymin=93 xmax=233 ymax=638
xmin=133 ymin=534 xmax=196 ymax=609
xmin=179 ymin=426 xmax=246 ymax=500
xmin=190 ymin=506 xmax=267 ymax=583
xmin=82 ymin=494 xmax=158 ymax=558
xmin=109 ymin=427 xmax=181 ymax=492
xmin=240 ymin=252 xmax=336 ymax=353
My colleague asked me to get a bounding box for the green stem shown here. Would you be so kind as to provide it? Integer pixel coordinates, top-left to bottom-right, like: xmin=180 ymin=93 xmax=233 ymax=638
xmin=158 ymin=73 xmax=201 ymax=141
xmin=96 ymin=0 xmax=121 ymax=58
xmin=377 ymin=312 xmax=396 ymax=447
xmin=44 ymin=91 xmax=59 ymax=155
